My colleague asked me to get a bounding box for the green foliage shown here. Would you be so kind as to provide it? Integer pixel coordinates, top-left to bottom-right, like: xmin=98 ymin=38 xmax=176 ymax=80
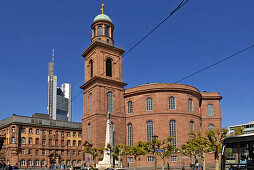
xmin=181 ymin=132 xmax=210 ymax=160
xmin=233 ymin=126 xmax=244 ymax=136
xmin=205 ymin=128 xmax=228 ymax=160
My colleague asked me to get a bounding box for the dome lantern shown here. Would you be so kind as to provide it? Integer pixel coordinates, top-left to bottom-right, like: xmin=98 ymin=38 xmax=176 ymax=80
xmin=91 ymin=4 xmax=114 ymax=45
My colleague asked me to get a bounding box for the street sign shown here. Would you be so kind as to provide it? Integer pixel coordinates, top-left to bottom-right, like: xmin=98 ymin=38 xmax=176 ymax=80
xmin=156 ymin=149 xmax=163 ymax=152
xmin=88 ymin=157 xmax=90 ymax=162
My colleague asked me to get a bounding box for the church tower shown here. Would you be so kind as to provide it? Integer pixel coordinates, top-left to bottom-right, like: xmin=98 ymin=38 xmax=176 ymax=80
xmin=81 ymin=5 xmax=127 ymax=149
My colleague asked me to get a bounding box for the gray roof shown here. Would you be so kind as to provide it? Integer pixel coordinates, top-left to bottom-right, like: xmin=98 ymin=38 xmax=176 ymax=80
xmin=0 ymin=115 xmax=82 ymax=130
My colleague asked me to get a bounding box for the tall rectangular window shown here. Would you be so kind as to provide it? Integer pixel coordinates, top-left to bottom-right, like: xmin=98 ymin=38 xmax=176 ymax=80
xmin=88 ymin=123 xmax=91 ymax=139
xmin=207 ymin=104 xmax=214 ymax=116
xmin=146 ymin=98 xmax=153 ymax=111
xmin=89 ymin=93 xmax=92 ymax=113
xmin=127 ymin=101 xmax=133 ymax=113
xmin=107 ymin=91 xmax=113 ymax=113
xmin=98 ymin=26 xmax=103 ymax=36
xmin=169 ymin=97 xmax=175 ymax=110
xmin=127 ymin=124 xmax=133 ymax=146
xmin=105 ymin=26 xmax=109 ymax=36
xmin=170 ymin=120 xmax=177 ymax=147
xmin=146 ymin=121 xmax=153 ymax=141
xmin=188 ymin=99 xmax=193 ymax=112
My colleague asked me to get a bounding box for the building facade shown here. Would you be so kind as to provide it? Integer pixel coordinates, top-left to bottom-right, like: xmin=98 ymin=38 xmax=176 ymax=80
xmin=48 ymin=50 xmax=72 ymax=121
xmin=0 ymin=114 xmax=83 ymax=168
xmin=228 ymin=121 xmax=254 ymax=135
xmin=81 ymin=11 xmax=222 ymax=168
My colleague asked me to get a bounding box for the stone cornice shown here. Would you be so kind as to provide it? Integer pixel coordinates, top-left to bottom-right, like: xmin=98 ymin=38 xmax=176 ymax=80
xmin=80 ymin=76 xmax=127 ymax=90
xmin=82 ymin=41 xmax=125 ymax=57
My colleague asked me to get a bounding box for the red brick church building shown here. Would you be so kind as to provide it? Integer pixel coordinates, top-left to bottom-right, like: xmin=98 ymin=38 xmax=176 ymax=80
xmin=81 ymin=10 xmax=222 ymax=168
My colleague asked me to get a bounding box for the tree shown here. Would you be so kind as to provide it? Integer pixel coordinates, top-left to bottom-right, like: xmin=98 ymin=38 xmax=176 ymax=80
xmin=127 ymin=142 xmax=147 ymax=170
xmin=84 ymin=142 xmax=104 ymax=168
xmin=143 ymin=138 xmax=175 ymax=170
xmin=181 ymin=132 xmax=210 ymax=170
xmin=233 ymin=126 xmax=244 ymax=136
xmin=205 ymin=128 xmax=228 ymax=170
xmin=114 ymin=145 xmax=130 ymax=168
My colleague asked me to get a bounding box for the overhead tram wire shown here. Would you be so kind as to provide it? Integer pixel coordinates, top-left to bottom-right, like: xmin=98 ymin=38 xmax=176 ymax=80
xmin=67 ymin=0 xmax=192 ymax=105
xmin=114 ymin=44 xmax=254 ymax=113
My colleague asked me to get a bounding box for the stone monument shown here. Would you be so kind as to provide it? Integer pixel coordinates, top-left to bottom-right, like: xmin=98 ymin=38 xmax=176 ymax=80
xmin=96 ymin=112 xmax=113 ymax=169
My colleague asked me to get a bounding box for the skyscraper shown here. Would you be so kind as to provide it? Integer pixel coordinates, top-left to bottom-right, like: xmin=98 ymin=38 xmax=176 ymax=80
xmin=47 ymin=49 xmax=72 ymax=121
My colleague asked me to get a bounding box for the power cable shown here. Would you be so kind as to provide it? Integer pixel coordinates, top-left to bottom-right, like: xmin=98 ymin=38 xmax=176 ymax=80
xmin=114 ymin=44 xmax=254 ymax=113
xmin=67 ymin=0 xmax=192 ymax=106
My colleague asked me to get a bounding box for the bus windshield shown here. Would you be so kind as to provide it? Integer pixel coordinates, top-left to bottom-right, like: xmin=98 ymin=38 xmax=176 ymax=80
xmin=221 ymin=135 xmax=254 ymax=170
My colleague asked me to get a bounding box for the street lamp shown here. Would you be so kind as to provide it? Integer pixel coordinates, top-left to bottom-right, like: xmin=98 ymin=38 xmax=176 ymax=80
xmin=152 ymin=135 xmax=158 ymax=170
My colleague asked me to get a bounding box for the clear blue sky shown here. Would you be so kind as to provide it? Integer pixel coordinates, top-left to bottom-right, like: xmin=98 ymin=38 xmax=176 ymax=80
xmin=0 ymin=0 xmax=253 ymax=128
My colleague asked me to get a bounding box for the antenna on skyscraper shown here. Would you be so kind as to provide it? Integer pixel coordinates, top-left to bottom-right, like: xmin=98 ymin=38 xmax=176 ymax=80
xmin=52 ymin=48 xmax=55 ymax=64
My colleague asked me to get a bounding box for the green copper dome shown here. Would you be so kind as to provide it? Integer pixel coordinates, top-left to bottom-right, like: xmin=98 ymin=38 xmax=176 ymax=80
xmin=93 ymin=14 xmax=112 ymax=23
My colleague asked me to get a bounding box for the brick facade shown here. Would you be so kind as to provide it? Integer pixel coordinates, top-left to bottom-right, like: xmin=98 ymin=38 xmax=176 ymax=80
xmin=0 ymin=115 xmax=83 ymax=168
xmin=81 ymin=13 xmax=222 ymax=168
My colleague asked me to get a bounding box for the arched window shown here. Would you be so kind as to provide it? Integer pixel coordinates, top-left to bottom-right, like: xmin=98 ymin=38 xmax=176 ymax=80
xmin=169 ymin=97 xmax=175 ymax=110
xmin=78 ymin=141 xmax=81 ymax=147
xmin=28 ymin=138 xmax=32 ymax=144
xmin=28 ymin=160 xmax=33 ymax=167
xmin=73 ymin=140 xmax=76 ymax=146
xmin=89 ymin=93 xmax=92 ymax=113
xmin=35 ymin=160 xmax=40 ymax=166
xmin=67 ymin=140 xmax=70 ymax=146
xmin=127 ymin=123 xmax=133 ymax=146
xmin=88 ymin=123 xmax=91 ymax=139
xmin=89 ymin=60 xmax=93 ymax=78
xmin=11 ymin=137 xmax=15 ymax=144
xmin=107 ymin=91 xmax=113 ymax=113
xmin=207 ymin=104 xmax=214 ymax=116
xmin=105 ymin=26 xmax=109 ymax=36
xmin=208 ymin=124 xmax=215 ymax=130
xmin=21 ymin=137 xmax=25 ymax=144
xmin=127 ymin=101 xmax=133 ymax=113
xmin=98 ymin=26 xmax=103 ymax=36
xmin=20 ymin=160 xmax=26 ymax=166
xmin=190 ymin=121 xmax=194 ymax=131
xmin=146 ymin=121 xmax=153 ymax=141
xmin=106 ymin=58 xmax=112 ymax=77
xmin=35 ymin=138 xmax=39 ymax=145
xmin=188 ymin=99 xmax=193 ymax=112
xmin=146 ymin=97 xmax=153 ymax=111
xmin=169 ymin=120 xmax=177 ymax=147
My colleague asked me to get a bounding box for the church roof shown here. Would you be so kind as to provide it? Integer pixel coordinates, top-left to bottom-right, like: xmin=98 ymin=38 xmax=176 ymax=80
xmin=93 ymin=14 xmax=112 ymax=23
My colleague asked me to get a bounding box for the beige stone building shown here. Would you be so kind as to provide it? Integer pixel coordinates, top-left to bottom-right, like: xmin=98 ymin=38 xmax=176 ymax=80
xmin=0 ymin=113 xmax=83 ymax=168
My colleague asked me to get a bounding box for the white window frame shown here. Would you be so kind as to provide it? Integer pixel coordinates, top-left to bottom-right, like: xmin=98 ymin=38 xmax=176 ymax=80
xmin=146 ymin=121 xmax=153 ymax=142
xmin=147 ymin=156 xmax=154 ymax=162
xmin=207 ymin=104 xmax=214 ymax=116
xmin=28 ymin=160 xmax=33 ymax=166
xmin=20 ymin=160 xmax=26 ymax=166
xmin=146 ymin=97 xmax=153 ymax=111
xmin=188 ymin=98 xmax=193 ymax=112
xmin=127 ymin=123 xmax=133 ymax=146
xmin=170 ymin=120 xmax=177 ymax=147
xmin=171 ymin=155 xmax=177 ymax=162
xmin=35 ymin=160 xmax=40 ymax=166
xmin=127 ymin=101 xmax=133 ymax=113
xmin=107 ymin=91 xmax=113 ymax=113
xmin=169 ymin=96 xmax=176 ymax=110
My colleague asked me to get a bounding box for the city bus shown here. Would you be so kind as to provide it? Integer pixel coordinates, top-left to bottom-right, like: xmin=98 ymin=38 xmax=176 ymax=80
xmin=221 ymin=134 xmax=254 ymax=170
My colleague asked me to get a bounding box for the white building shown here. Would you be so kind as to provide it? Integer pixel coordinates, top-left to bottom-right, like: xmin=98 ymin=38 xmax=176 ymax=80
xmin=228 ymin=121 xmax=254 ymax=135
xmin=47 ymin=50 xmax=72 ymax=121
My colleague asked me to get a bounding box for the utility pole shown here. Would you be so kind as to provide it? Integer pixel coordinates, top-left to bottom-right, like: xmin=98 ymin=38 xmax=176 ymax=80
xmin=152 ymin=135 xmax=158 ymax=170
